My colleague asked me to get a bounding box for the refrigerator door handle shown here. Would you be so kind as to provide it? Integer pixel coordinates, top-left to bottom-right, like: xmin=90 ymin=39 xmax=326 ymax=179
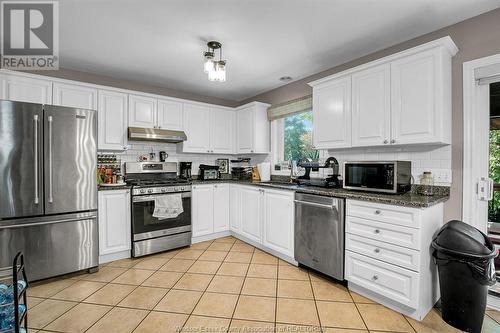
xmin=33 ymin=114 xmax=39 ymax=205
xmin=48 ymin=115 xmax=53 ymax=203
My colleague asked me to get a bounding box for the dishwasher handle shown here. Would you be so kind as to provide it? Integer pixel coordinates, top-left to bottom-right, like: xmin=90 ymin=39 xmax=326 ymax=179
xmin=294 ymin=199 xmax=337 ymax=210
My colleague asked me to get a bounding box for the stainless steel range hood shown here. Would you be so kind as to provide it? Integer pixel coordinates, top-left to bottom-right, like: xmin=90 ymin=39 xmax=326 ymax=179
xmin=128 ymin=127 xmax=187 ymax=143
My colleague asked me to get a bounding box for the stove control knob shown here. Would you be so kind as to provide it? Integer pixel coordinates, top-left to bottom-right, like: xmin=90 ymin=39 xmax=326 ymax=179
xmin=161 ymin=188 xmax=166 ymax=193
xmin=147 ymin=189 xmax=153 ymax=194
xmin=139 ymin=189 xmax=146 ymax=194
xmin=174 ymin=187 xmax=179 ymax=192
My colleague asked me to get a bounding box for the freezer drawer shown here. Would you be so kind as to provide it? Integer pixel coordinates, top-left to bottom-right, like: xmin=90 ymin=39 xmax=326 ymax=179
xmin=0 ymin=212 xmax=98 ymax=281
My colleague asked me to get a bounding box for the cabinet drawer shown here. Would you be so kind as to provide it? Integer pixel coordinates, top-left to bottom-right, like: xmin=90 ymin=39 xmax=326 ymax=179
xmin=346 ymin=234 xmax=420 ymax=271
xmin=347 ymin=200 xmax=420 ymax=229
xmin=346 ymin=216 xmax=420 ymax=250
xmin=345 ymin=251 xmax=419 ymax=309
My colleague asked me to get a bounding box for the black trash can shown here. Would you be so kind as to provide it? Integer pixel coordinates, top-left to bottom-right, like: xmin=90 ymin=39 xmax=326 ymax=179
xmin=432 ymin=220 xmax=498 ymax=333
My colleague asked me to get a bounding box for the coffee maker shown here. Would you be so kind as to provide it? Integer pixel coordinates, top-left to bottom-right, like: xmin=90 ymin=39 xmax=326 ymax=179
xmin=179 ymin=162 xmax=192 ymax=180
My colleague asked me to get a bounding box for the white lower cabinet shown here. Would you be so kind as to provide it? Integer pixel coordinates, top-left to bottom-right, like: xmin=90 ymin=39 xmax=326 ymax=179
xmin=192 ymin=184 xmax=230 ymax=237
xmin=192 ymin=183 xmax=295 ymax=261
xmin=345 ymin=199 xmax=443 ymax=320
xmin=98 ymin=189 xmax=131 ymax=262
xmin=262 ymin=188 xmax=294 ymax=258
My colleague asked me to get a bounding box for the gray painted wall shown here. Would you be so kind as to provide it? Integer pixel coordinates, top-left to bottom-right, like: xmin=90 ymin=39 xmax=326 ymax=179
xmin=28 ymin=68 xmax=239 ymax=107
xmin=241 ymin=8 xmax=500 ymax=222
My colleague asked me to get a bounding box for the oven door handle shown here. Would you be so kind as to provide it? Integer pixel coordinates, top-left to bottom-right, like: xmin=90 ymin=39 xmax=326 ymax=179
xmin=133 ymin=192 xmax=192 ymax=202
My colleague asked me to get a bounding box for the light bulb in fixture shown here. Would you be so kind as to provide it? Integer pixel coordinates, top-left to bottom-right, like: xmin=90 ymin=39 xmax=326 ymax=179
xmin=214 ymin=60 xmax=226 ymax=82
xmin=208 ymin=66 xmax=218 ymax=81
xmin=203 ymin=51 xmax=215 ymax=73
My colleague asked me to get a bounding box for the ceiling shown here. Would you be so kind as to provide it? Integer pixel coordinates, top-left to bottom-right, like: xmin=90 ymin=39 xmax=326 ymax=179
xmin=60 ymin=0 xmax=500 ymax=102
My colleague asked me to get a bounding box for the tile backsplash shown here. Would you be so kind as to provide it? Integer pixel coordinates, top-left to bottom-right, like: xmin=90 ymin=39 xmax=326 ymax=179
xmin=99 ymin=142 xmax=269 ymax=176
xmin=324 ymin=145 xmax=452 ymax=186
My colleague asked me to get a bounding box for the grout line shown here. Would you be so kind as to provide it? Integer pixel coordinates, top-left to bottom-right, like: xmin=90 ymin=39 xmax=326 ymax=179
xmin=307 ymin=269 xmax=323 ymax=332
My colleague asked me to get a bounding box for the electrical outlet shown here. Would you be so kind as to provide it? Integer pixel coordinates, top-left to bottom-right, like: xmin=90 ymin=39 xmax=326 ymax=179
xmin=434 ymin=169 xmax=452 ymax=184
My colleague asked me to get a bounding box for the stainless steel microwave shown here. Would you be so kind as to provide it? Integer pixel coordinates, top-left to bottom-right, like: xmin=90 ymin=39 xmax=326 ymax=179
xmin=343 ymin=161 xmax=412 ymax=194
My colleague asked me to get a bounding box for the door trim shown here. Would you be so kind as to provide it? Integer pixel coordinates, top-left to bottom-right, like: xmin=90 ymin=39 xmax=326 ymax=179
xmin=463 ymin=53 xmax=500 ymax=232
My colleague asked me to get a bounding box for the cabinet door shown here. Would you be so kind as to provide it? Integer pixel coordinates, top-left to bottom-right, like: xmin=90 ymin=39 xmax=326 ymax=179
xmin=239 ymin=186 xmax=262 ymax=243
xmin=182 ymin=103 xmax=211 ymax=153
xmin=157 ymin=98 xmax=183 ymax=130
xmin=263 ymin=189 xmax=294 ymax=257
xmin=313 ymin=76 xmax=352 ymax=149
xmin=352 ymin=64 xmax=391 ymax=147
xmin=98 ymin=190 xmax=131 ymax=255
xmin=98 ymin=90 xmax=128 ymax=150
xmin=210 ymin=107 xmax=234 ymax=154
xmin=391 ymin=50 xmax=439 ymax=145
xmin=128 ymin=94 xmax=157 ymax=128
xmin=53 ymin=82 xmax=97 ymax=110
xmin=213 ymin=184 xmax=230 ymax=232
xmin=237 ymin=107 xmax=255 ymax=153
xmin=229 ymin=185 xmax=241 ymax=232
xmin=0 ymin=74 xmax=52 ymax=104
xmin=192 ymin=185 xmax=214 ymax=237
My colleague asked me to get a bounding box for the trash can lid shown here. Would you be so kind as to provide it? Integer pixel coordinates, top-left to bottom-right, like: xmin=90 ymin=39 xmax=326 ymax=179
xmin=431 ymin=220 xmax=497 ymax=259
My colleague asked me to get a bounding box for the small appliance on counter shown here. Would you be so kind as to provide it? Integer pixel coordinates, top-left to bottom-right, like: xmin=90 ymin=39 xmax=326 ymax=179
xmin=343 ymin=161 xmax=411 ymax=194
xmin=231 ymin=158 xmax=252 ymax=181
xmin=198 ymin=164 xmax=220 ymax=180
xmin=297 ymin=157 xmax=343 ymax=188
xmin=180 ymin=162 xmax=192 ymax=180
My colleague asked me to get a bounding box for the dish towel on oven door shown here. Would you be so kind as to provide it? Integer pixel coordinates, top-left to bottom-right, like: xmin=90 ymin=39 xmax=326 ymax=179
xmin=153 ymin=194 xmax=184 ymax=219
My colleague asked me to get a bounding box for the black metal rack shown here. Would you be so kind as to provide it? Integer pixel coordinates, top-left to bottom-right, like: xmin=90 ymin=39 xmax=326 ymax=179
xmin=0 ymin=252 xmax=28 ymax=333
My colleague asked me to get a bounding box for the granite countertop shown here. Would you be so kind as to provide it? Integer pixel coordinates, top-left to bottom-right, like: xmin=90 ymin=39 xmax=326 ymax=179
xmin=98 ymin=184 xmax=132 ymax=191
xmin=192 ymin=179 xmax=449 ymax=208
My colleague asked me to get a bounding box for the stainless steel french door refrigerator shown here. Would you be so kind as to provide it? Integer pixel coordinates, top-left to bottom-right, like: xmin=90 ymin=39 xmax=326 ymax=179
xmin=0 ymin=100 xmax=98 ymax=281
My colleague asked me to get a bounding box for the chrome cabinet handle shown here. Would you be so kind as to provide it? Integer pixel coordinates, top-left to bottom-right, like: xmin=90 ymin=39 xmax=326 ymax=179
xmin=33 ymin=114 xmax=39 ymax=204
xmin=48 ymin=116 xmax=53 ymax=203
xmin=374 ymin=210 xmax=381 ymax=215
xmin=372 ymin=275 xmax=379 ymax=281
xmin=374 ymin=229 xmax=380 ymax=234
xmin=383 ymin=139 xmax=388 ymax=144
xmin=374 ymin=248 xmax=380 ymax=253
xmin=390 ymin=139 xmax=396 ymax=144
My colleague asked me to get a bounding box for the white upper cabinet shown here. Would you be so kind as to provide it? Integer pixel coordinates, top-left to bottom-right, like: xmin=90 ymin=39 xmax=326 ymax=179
xmin=352 ymin=64 xmax=391 ymax=147
xmin=210 ymin=107 xmax=234 ymax=154
xmin=53 ymin=82 xmax=97 ymax=110
xmin=182 ymin=103 xmax=211 ymax=153
xmin=391 ymin=48 xmax=450 ymax=145
xmin=192 ymin=185 xmax=215 ymax=237
xmin=262 ymin=189 xmax=294 ymax=258
xmin=312 ymin=76 xmax=352 ymax=149
xmin=98 ymin=89 xmax=128 ymax=151
xmin=236 ymin=102 xmax=270 ymax=154
xmin=309 ymin=37 xmax=457 ymax=149
xmin=157 ymin=98 xmax=183 ymax=130
xmin=128 ymin=94 xmax=157 ymax=128
xmin=0 ymin=73 xmax=52 ymax=104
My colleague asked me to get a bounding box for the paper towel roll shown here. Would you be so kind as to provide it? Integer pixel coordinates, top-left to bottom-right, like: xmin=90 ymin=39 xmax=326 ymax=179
xmin=257 ymin=162 xmax=271 ymax=181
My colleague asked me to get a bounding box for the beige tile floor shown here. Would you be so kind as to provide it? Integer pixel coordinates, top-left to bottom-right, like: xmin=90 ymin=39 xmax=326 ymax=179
xmin=25 ymin=236 xmax=500 ymax=333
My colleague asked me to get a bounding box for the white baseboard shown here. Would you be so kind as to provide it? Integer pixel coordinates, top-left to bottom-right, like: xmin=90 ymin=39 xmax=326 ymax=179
xmin=99 ymin=250 xmax=130 ymax=264
xmin=192 ymin=230 xmax=231 ymax=244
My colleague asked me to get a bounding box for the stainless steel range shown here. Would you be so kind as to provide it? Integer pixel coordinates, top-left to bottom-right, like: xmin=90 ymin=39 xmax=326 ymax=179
xmin=125 ymin=162 xmax=192 ymax=257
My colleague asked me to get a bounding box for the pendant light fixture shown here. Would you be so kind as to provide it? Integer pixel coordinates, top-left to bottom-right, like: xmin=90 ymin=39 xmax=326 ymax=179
xmin=203 ymin=41 xmax=226 ymax=82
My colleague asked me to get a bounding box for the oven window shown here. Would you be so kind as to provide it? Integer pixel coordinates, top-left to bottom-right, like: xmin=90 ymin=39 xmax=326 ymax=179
xmin=345 ymin=164 xmax=394 ymax=190
xmin=132 ymin=196 xmax=191 ymax=235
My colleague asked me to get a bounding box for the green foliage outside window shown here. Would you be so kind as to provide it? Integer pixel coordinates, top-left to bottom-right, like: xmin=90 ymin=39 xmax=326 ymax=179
xmin=284 ymin=111 xmax=319 ymax=162
xmin=489 ymin=129 xmax=500 ymax=222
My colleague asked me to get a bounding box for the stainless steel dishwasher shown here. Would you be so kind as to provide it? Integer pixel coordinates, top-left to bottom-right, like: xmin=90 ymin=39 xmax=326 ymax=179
xmin=294 ymin=192 xmax=345 ymax=280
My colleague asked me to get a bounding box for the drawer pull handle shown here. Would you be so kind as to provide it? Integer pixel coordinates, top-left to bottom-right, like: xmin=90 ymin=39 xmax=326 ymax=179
xmin=374 ymin=229 xmax=380 ymax=234
xmin=374 ymin=248 xmax=380 ymax=253
xmin=372 ymin=275 xmax=379 ymax=281
xmin=374 ymin=210 xmax=381 ymax=215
